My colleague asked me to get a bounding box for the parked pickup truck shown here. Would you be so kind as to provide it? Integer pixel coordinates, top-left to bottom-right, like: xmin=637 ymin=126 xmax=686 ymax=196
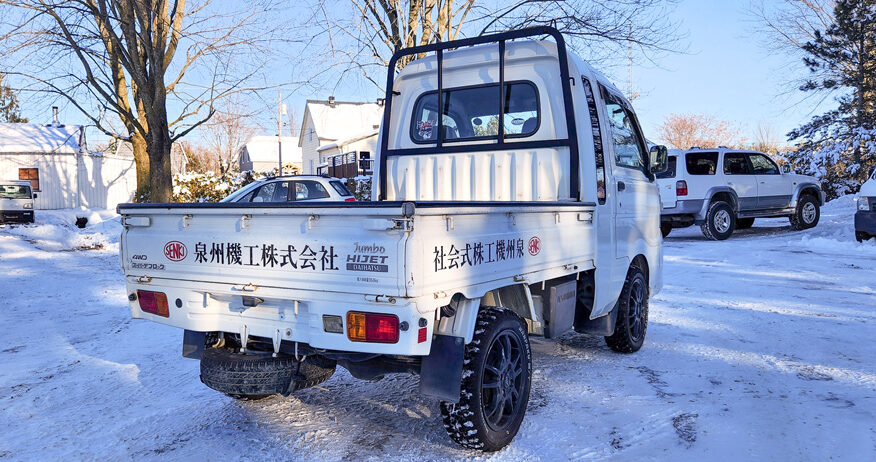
xmin=657 ymin=147 xmax=825 ymax=240
xmin=0 ymin=180 xmax=36 ymax=224
xmin=118 ymin=27 xmax=668 ymax=451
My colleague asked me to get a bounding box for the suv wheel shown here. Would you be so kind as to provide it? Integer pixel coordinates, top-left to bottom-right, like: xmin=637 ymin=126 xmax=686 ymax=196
xmin=856 ymin=231 xmax=870 ymax=242
xmin=700 ymin=201 xmax=736 ymax=240
xmin=440 ymin=307 xmax=532 ymax=451
xmin=790 ymin=195 xmax=820 ymax=230
xmin=605 ymin=263 xmax=649 ymax=353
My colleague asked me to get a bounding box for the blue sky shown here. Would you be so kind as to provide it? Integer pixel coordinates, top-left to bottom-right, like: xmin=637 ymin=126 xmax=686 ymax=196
xmin=18 ymin=0 xmax=828 ymax=149
xmin=624 ymin=0 xmax=826 ymax=145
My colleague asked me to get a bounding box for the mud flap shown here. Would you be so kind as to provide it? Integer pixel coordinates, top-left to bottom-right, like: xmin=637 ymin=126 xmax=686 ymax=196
xmin=419 ymin=334 xmax=464 ymax=402
xmin=576 ymin=303 xmax=619 ymax=336
xmin=182 ymin=330 xmax=206 ymax=359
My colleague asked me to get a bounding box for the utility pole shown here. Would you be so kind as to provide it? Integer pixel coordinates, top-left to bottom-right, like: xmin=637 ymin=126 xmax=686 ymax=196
xmin=278 ymin=88 xmax=286 ymax=176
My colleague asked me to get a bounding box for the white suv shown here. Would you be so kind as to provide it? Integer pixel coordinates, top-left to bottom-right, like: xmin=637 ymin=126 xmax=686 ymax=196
xmin=657 ymin=148 xmax=825 ymax=240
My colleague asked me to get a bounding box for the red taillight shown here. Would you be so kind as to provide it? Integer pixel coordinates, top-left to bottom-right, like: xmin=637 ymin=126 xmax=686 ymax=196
xmin=137 ymin=290 xmax=169 ymax=317
xmin=347 ymin=312 xmax=399 ymax=343
xmin=345 ymin=197 xmax=356 ymax=202
xmin=676 ymin=180 xmax=688 ymax=196
xmin=417 ymin=327 xmax=427 ymax=343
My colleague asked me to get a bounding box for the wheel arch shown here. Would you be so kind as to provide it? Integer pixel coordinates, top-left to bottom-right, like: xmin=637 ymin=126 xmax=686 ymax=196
xmin=795 ymin=183 xmax=823 ymax=205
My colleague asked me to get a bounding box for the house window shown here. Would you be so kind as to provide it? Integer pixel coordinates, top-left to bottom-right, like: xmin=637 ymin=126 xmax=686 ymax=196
xmin=19 ymin=168 xmax=40 ymax=191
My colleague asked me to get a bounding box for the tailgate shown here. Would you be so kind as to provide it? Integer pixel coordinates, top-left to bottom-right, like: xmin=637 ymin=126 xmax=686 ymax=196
xmin=120 ymin=206 xmax=408 ymax=296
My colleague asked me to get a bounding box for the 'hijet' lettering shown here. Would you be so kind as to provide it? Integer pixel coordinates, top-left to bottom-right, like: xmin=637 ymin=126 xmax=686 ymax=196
xmin=192 ymin=241 xmax=339 ymax=271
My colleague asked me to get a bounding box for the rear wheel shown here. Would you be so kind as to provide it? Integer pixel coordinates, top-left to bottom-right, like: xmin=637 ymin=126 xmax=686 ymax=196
xmin=857 ymin=231 xmax=870 ymax=242
xmin=660 ymin=222 xmax=672 ymax=238
xmin=790 ymin=195 xmax=820 ymax=230
xmin=736 ymin=217 xmax=755 ymax=229
xmin=605 ymin=264 xmax=649 ymax=353
xmin=440 ymin=307 xmax=532 ymax=451
xmin=700 ymin=201 xmax=736 ymax=240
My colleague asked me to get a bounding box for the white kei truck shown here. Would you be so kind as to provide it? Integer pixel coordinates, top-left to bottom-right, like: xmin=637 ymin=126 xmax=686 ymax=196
xmin=118 ymin=27 xmax=669 ymax=451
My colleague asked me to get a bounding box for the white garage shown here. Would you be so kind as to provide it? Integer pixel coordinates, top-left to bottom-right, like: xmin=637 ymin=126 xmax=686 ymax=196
xmin=0 ymin=122 xmax=137 ymax=210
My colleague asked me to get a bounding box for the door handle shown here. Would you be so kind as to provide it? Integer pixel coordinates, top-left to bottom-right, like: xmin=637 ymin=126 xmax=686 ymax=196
xmin=617 ymin=181 xmax=626 ymax=191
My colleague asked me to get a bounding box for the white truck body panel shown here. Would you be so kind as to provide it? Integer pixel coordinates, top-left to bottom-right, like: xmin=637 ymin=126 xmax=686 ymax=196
xmin=121 ymin=202 xmax=597 ymax=355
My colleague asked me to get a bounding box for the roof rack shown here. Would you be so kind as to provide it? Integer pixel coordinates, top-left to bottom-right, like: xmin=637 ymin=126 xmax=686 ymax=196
xmin=377 ymin=26 xmax=580 ymax=201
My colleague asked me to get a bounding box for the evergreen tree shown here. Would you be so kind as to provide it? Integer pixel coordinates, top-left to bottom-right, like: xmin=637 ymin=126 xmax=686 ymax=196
xmin=0 ymin=73 xmax=28 ymax=123
xmin=786 ymin=0 xmax=876 ymax=198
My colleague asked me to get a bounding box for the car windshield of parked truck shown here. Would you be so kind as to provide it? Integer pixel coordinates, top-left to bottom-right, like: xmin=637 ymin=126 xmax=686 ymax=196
xmin=723 ymin=153 xmax=751 ymax=175
xmin=656 ymin=156 xmax=677 ymax=179
xmin=686 ymin=152 xmax=718 ymax=175
xmin=412 ymin=82 xmax=539 ymax=143
xmin=0 ymin=184 xmax=32 ymax=199
xmin=749 ymin=153 xmax=779 ymax=174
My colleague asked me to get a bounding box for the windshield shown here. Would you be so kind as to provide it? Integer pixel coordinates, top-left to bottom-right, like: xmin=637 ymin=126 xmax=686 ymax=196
xmin=0 ymin=184 xmax=32 ymax=199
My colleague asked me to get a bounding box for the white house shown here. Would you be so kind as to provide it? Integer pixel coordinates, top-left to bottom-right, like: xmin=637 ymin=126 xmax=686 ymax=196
xmin=239 ymin=136 xmax=302 ymax=173
xmin=316 ymin=129 xmax=378 ymax=178
xmin=0 ymin=122 xmax=137 ymax=210
xmin=298 ymin=98 xmax=383 ymax=175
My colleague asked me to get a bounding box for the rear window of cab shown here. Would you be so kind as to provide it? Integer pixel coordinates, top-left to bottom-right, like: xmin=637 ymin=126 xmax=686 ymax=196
xmin=411 ymin=81 xmax=539 ymax=143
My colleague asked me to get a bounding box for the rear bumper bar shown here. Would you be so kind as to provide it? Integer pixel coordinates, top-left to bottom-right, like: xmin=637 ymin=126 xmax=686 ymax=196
xmin=125 ymin=277 xmax=434 ymax=356
xmin=0 ymin=210 xmax=34 ymax=223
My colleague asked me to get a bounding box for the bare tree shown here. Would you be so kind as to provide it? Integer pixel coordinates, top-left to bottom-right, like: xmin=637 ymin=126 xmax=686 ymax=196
xmin=0 ymin=0 xmax=295 ymax=201
xmin=751 ymin=122 xmax=781 ymax=154
xmin=657 ymin=113 xmax=747 ymax=150
xmin=203 ymin=98 xmax=257 ymax=175
xmin=308 ymin=0 xmax=681 ymax=90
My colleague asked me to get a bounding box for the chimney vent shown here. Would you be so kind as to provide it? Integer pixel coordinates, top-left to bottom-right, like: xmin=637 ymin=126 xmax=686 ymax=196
xmin=376 ymin=98 xmax=385 ymax=107
xmin=52 ymin=106 xmax=60 ymax=126
xmin=328 ymin=96 xmax=336 ymax=107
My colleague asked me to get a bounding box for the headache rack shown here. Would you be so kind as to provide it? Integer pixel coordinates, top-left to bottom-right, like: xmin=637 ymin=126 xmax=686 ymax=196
xmin=377 ymin=26 xmax=580 ymax=201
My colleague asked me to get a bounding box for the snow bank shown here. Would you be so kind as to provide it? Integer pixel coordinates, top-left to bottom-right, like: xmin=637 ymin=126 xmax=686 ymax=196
xmin=795 ymin=195 xmax=876 ymax=254
xmin=0 ymin=208 xmax=121 ymax=253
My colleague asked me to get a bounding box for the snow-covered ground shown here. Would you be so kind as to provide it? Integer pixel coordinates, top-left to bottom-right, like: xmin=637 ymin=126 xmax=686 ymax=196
xmin=1 ymin=200 xmax=874 ymax=460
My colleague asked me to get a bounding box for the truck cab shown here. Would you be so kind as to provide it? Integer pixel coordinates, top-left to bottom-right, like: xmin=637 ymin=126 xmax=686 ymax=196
xmin=0 ymin=180 xmax=36 ymax=224
xmin=118 ymin=27 xmax=667 ymax=451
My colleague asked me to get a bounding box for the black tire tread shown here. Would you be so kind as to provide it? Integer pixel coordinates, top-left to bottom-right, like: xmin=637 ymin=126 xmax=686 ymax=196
xmin=605 ymin=264 xmax=649 ymax=353
xmin=200 ymin=348 xmax=336 ymax=398
xmin=440 ymin=307 xmax=532 ymax=451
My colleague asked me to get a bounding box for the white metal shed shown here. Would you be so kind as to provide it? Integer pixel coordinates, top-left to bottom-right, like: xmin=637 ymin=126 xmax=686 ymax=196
xmin=0 ymin=123 xmax=137 ymax=210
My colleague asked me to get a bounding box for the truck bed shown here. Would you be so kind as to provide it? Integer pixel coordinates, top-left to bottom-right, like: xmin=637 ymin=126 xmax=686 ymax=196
xmin=119 ymin=200 xmax=598 ymax=301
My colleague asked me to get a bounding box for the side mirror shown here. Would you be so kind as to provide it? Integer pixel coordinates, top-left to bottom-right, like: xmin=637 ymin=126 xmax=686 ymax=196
xmin=33 ymin=193 xmax=38 ymax=199
xmin=649 ymin=145 xmax=669 ymax=176
xmin=782 ymin=164 xmax=791 ymax=174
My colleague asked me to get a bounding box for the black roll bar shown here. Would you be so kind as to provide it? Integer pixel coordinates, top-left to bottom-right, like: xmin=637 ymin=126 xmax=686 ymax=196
xmin=377 ymin=26 xmax=580 ymax=201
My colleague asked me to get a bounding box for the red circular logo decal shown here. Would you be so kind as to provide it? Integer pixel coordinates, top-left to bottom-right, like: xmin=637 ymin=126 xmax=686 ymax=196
xmin=528 ymin=237 xmax=541 ymax=256
xmin=164 ymin=241 xmax=187 ymax=261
